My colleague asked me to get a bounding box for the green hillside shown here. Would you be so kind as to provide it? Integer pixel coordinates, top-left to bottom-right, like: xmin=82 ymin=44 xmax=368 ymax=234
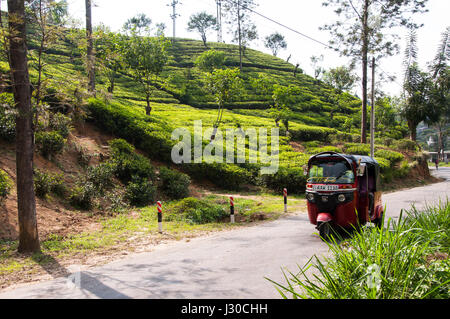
xmin=0 ymin=27 xmax=422 ymax=195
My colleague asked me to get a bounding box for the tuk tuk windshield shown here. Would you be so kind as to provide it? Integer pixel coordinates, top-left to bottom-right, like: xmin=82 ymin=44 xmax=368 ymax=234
xmin=308 ymin=160 xmax=354 ymax=184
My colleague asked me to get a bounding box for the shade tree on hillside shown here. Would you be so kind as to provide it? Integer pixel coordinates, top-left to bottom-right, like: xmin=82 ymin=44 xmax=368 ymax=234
xmin=27 ymin=0 xmax=68 ymax=123
xmin=222 ymin=0 xmax=258 ymax=71
xmin=310 ymin=55 xmax=324 ymax=83
xmin=187 ymin=12 xmax=218 ymax=47
xmin=426 ymin=27 xmax=449 ymax=158
xmin=264 ymin=32 xmax=287 ymax=57
xmin=94 ymin=24 xmax=125 ymax=94
xmin=204 ymin=68 xmax=243 ymax=134
xmin=122 ymin=14 xmax=171 ymax=116
xmin=321 ymin=0 xmax=429 ymax=144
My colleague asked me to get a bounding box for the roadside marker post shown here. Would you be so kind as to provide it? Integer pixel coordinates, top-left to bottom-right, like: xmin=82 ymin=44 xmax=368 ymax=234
xmin=157 ymin=201 xmax=163 ymax=233
xmin=283 ymin=188 xmax=287 ymax=213
xmin=230 ymin=196 xmax=235 ymax=223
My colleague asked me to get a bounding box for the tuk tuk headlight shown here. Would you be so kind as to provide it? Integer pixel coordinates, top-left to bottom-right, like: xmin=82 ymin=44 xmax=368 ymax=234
xmin=307 ymin=193 xmax=315 ymax=202
xmin=338 ymin=194 xmax=346 ymax=202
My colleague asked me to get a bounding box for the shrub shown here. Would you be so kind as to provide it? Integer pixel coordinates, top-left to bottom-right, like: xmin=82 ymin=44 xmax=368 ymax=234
xmin=69 ymin=182 xmax=96 ymax=210
xmin=0 ymin=169 xmax=12 ymax=201
xmin=87 ymin=99 xmax=174 ymax=162
xmin=165 ymin=197 xmax=228 ymax=224
xmin=109 ymin=138 xmax=135 ymax=155
xmin=374 ymin=149 xmax=405 ymax=164
xmin=392 ymin=139 xmax=419 ymax=151
xmin=289 ymin=125 xmax=336 ymax=142
xmin=306 ymin=146 xmax=341 ymax=154
xmin=86 ymin=162 xmax=115 ymax=195
xmin=158 ymin=167 xmax=190 ymax=199
xmin=374 ymin=157 xmax=392 ymax=183
xmin=49 ymin=112 xmax=72 ymax=138
xmin=33 ymin=169 xmax=66 ymax=198
xmin=35 ymin=131 xmax=65 ymax=159
xmin=344 ymin=143 xmax=370 ymax=155
xmin=108 ymin=139 xmax=155 ymax=184
xmin=260 ymin=166 xmax=307 ymax=194
xmin=0 ymin=93 xmax=16 ymax=142
xmin=124 ymin=176 xmax=156 ymax=207
xmin=183 ymin=162 xmax=253 ymax=190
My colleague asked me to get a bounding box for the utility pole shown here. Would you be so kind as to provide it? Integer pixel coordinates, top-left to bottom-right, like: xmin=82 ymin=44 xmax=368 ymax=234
xmin=216 ymin=0 xmax=223 ymax=42
xmin=370 ymin=56 xmax=376 ymax=158
xmin=168 ymin=0 xmax=181 ymax=42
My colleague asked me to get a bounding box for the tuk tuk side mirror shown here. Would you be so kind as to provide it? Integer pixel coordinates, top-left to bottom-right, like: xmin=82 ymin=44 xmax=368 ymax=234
xmin=357 ymin=163 xmax=366 ymax=177
xmin=302 ymin=165 xmax=308 ymax=176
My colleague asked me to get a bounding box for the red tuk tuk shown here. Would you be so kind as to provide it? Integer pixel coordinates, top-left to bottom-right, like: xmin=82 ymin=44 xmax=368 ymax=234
xmin=305 ymin=152 xmax=384 ymax=240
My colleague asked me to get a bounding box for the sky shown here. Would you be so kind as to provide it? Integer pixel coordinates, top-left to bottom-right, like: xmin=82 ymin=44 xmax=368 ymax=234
xmin=9 ymin=0 xmax=450 ymax=97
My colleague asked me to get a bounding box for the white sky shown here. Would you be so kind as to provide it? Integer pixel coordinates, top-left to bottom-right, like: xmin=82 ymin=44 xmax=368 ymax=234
xmin=7 ymin=0 xmax=450 ymax=97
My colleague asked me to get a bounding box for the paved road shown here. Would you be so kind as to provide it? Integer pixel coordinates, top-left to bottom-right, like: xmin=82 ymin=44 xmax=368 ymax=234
xmin=0 ymin=168 xmax=448 ymax=299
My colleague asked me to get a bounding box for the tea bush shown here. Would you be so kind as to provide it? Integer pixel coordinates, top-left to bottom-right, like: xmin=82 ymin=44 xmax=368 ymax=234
xmin=374 ymin=149 xmax=405 ymax=164
xmin=33 ymin=169 xmax=66 ymax=198
xmin=49 ymin=112 xmax=72 ymax=138
xmin=108 ymin=139 xmax=155 ymax=184
xmin=69 ymin=182 xmax=96 ymax=210
xmin=0 ymin=169 xmax=12 ymax=201
xmin=165 ymin=197 xmax=228 ymax=224
xmin=158 ymin=166 xmax=190 ymax=199
xmin=86 ymin=162 xmax=115 ymax=195
xmin=183 ymin=162 xmax=253 ymax=190
xmin=35 ymin=131 xmax=65 ymax=159
xmin=0 ymin=93 xmax=15 ymax=142
xmin=260 ymin=165 xmax=307 ymax=194
xmin=344 ymin=143 xmax=370 ymax=155
xmin=124 ymin=176 xmax=156 ymax=207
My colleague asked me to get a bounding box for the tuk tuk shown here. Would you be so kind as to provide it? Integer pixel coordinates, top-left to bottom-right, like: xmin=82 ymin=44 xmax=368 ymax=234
xmin=305 ymin=152 xmax=383 ymax=240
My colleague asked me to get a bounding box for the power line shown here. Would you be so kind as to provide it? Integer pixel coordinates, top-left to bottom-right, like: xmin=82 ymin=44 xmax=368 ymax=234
xmin=238 ymin=2 xmax=339 ymax=52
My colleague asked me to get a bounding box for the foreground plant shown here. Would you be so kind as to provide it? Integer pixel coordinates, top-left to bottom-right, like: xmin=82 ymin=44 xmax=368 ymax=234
xmin=267 ymin=201 xmax=449 ymax=299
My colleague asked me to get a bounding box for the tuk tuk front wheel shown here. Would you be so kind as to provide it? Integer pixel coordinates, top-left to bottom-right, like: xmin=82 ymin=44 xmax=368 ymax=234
xmin=373 ymin=209 xmax=384 ymax=229
xmin=318 ymin=222 xmax=334 ymax=241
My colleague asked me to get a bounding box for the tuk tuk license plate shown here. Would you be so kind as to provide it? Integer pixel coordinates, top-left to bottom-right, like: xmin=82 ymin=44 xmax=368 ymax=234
xmin=312 ymin=184 xmax=339 ymax=191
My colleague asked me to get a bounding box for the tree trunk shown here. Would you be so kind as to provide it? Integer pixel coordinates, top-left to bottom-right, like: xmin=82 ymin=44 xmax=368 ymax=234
xmin=8 ymin=0 xmax=40 ymax=253
xmin=145 ymin=94 xmax=152 ymax=115
xmin=237 ymin=0 xmax=242 ymax=71
xmin=408 ymin=120 xmax=417 ymax=141
xmin=85 ymin=0 xmax=95 ymax=95
xmin=360 ymin=0 xmax=369 ymax=144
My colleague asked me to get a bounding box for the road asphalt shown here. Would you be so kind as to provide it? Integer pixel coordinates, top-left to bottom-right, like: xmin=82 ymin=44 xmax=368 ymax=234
xmin=0 ymin=167 xmax=448 ymax=299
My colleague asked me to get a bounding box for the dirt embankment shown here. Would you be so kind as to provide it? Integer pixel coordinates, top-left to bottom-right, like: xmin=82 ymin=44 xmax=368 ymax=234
xmin=0 ymin=123 xmax=115 ymax=241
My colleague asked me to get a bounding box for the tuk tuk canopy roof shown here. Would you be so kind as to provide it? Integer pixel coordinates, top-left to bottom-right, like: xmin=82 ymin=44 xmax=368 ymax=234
xmin=308 ymin=152 xmax=380 ymax=169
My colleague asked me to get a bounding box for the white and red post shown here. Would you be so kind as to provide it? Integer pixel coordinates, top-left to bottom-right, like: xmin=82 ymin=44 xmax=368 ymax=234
xmin=230 ymin=196 xmax=235 ymax=223
xmin=283 ymin=188 xmax=287 ymax=213
xmin=157 ymin=201 xmax=163 ymax=233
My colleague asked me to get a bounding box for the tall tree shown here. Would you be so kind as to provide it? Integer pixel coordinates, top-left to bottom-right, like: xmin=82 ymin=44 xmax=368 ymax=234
xmin=427 ymin=27 xmax=449 ymax=159
xmin=264 ymin=32 xmax=287 ymax=57
xmin=321 ymin=0 xmax=428 ymax=143
xmin=8 ymin=0 xmax=40 ymax=253
xmin=94 ymin=25 xmax=125 ymax=94
xmin=123 ymin=17 xmax=170 ymax=115
xmin=28 ymin=0 xmax=68 ymax=122
xmin=401 ymin=63 xmax=432 ymax=141
xmin=187 ymin=12 xmax=217 ymax=47
xmin=85 ymin=0 xmax=95 ymax=95
xmin=222 ymin=0 xmax=257 ymax=71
